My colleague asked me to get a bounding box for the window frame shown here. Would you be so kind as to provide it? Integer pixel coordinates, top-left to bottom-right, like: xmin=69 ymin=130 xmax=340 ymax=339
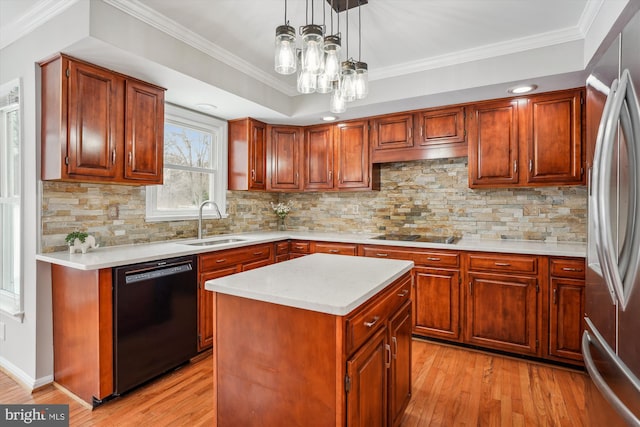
xmin=0 ymin=78 xmax=23 ymax=319
xmin=146 ymin=103 xmax=228 ymax=222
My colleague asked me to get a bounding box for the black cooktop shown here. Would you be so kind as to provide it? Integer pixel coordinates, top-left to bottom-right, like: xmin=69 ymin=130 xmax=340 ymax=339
xmin=371 ymin=234 xmax=458 ymax=244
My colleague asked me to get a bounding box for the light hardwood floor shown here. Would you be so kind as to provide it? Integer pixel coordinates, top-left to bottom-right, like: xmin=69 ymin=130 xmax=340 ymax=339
xmin=1 ymin=339 xmax=593 ymax=426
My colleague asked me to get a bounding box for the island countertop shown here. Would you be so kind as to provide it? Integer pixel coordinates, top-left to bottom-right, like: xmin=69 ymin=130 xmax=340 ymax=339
xmin=204 ymin=253 xmax=414 ymax=316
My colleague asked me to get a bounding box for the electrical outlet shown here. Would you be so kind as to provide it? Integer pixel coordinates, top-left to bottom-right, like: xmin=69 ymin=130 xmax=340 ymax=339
xmin=0 ymin=321 xmax=5 ymax=341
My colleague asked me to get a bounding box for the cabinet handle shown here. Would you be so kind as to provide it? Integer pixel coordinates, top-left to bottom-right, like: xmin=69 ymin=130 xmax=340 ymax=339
xmin=392 ymin=336 xmax=398 ymax=359
xmin=397 ymin=289 xmax=409 ymax=297
xmin=128 ymin=152 xmax=132 ymax=165
xmin=328 ymin=170 xmax=332 ymax=180
xmin=385 ymin=344 xmax=391 ymax=368
xmin=329 ymin=249 xmax=339 ymax=253
xmin=513 ymin=160 xmax=518 ymax=173
xmin=494 ymin=262 xmax=511 ymax=267
xmin=408 ymin=126 xmax=412 ymax=140
xmin=253 ymin=251 xmax=263 ymax=256
xmin=562 ymin=267 xmax=582 ymax=272
xmin=364 ymin=316 xmax=380 ymax=328
xmin=251 ymin=169 xmax=255 ymax=180
xmin=529 ymin=159 xmax=533 ymax=172
xmin=469 ymin=281 xmax=473 ymax=295
xmin=215 ymin=259 xmax=227 ymax=264
xmin=112 ymin=149 xmax=116 ymax=164
xmin=553 ymin=287 xmax=558 ymax=305
xmin=427 ymin=257 xmax=441 ymax=261
xmin=375 ymin=253 xmax=389 ymax=257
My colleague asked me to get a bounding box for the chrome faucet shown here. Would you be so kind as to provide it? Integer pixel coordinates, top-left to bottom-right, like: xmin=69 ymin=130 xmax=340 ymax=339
xmin=198 ymin=200 xmax=222 ymax=239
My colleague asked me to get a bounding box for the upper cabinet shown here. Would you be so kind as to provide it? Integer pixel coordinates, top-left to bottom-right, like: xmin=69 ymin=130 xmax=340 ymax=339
xmin=40 ymin=54 xmax=165 ymax=185
xmin=371 ymin=106 xmax=467 ymax=163
xmin=304 ymin=124 xmax=334 ymax=191
xmin=228 ymin=118 xmax=267 ymax=191
xmin=468 ymin=88 xmax=584 ymax=189
xmin=268 ymin=125 xmax=303 ymax=191
xmin=335 ymin=120 xmax=377 ymax=191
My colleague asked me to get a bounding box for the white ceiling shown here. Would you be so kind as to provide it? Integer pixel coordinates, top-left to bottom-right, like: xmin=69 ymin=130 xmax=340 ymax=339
xmin=0 ymin=0 xmax=622 ymax=125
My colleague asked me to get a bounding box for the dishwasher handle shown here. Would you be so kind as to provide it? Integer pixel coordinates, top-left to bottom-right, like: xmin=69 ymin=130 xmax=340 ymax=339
xmin=124 ymin=260 xmax=193 ymax=284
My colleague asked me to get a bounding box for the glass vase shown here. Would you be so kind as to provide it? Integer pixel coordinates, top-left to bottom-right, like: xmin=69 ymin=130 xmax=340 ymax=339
xmin=278 ymin=217 xmax=287 ymax=231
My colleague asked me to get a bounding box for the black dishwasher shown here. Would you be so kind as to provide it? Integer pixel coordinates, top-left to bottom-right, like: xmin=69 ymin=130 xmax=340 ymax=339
xmin=113 ymin=255 xmax=197 ymax=395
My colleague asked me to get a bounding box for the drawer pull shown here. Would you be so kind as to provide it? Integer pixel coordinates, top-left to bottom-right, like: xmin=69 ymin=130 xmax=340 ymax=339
xmin=427 ymin=257 xmax=441 ymax=261
xmin=364 ymin=316 xmax=380 ymax=328
xmin=253 ymin=251 xmax=263 ymax=256
xmin=392 ymin=336 xmax=398 ymax=359
xmin=216 ymin=259 xmax=227 ymax=263
xmin=397 ymin=289 xmax=409 ymax=297
xmin=376 ymin=253 xmax=389 ymax=257
xmin=329 ymin=249 xmax=339 ymax=253
xmin=385 ymin=344 xmax=391 ymax=368
xmin=494 ymin=262 xmax=511 ymax=267
xmin=553 ymin=287 xmax=558 ymax=305
xmin=562 ymin=267 xmax=582 ymax=272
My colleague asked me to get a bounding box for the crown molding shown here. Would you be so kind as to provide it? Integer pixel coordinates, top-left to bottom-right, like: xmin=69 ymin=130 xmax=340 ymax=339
xmin=577 ymin=0 xmax=606 ymax=36
xmin=0 ymin=0 xmax=81 ymax=50
xmin=102 ymin=0 xmax=298 ymax=96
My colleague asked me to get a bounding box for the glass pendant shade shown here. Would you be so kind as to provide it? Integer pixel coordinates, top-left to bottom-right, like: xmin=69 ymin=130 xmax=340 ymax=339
xmin=297 ymin=69 xmax=316 ymax=94
xmin=330 ymin=83 xmax=346 ymax=113
xmin=301 ymin=24 xmax=324 ymax=75
xmin=317 ymin=69 xmax=333 ymax=94
xmin=323 ymin=35 xmax=341 ymax=81
xmin=340 ymin=61 xmax=357 ymax=102
xmin=274 ymin=25 xmax=297 ymax=75
xmin=354 ymin=61 xmax=369 ymax=99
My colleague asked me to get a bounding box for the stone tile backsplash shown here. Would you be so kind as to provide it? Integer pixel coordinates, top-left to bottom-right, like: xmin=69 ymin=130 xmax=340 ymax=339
xmin=41 ymin=157 xmax=587 ymax=253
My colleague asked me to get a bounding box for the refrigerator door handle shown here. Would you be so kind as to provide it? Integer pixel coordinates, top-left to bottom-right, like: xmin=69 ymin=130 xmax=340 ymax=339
xmin=592 ymin=78 xmax=620 ymax=305
xmin=598 ymin=70 xmax=640 ymax=311
xmin=583 ymin=322 xmax=640 ymax=426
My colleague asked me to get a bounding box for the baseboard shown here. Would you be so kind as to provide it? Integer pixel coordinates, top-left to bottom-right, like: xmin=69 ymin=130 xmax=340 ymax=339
xmin=0 ymin=355 xmax=53 ymax=391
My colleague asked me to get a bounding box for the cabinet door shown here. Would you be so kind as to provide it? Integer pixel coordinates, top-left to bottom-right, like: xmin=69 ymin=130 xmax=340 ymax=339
xmin=549 ymin=277 xmax=584 ymax=362
xmin=526 ymin=89 xmax=584 ymax=185
xmin=370 ymin=113 xmax=414 ymax=151
xmin=67 ymin=59 xmax=122 ymax=179
xmin=468 ymin=99 xmax=520 ymax=188
xmin=124 ymin=80 xmax=164 ymax=184
xmin=198 ymin=266 xmax=239 ymax=351
xmin=304 ymin=124 xmax=334 ymax=190
xmin=389 ymin=302 xmax=412 ymax=427
xmin=335 ymin=120 xmax=371 ymax=190
xmin=413 ymin=267 xmax=461 ymax=341
xmin=269 ymin=126 xmax=302 ymax=190
xmin=312 ymin=241 xmax=357 ymax=256
xmin=346 ymin=327 xmax=388 ymax=427
xmin=414 ymin=106 xmax=466 ymax=148
xmin=249 ymin=119 xmax=267 ymax=190
xmin=465 ymin=272 xmax=539 ymax=355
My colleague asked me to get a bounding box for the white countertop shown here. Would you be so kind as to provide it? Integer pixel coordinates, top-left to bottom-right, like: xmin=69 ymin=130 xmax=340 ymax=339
xmin=35 ymin=230 xmax=587 ymax=270
xmin=204 ymin=253 xmax=414 ymax=315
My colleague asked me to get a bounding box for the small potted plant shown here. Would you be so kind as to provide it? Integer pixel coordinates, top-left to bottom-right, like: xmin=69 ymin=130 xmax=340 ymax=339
xmin=65 ymin=231 xmax=98 ymax=254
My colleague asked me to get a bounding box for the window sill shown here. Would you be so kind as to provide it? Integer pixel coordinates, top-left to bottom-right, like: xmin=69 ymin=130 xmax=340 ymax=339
xmin=0 ymin=301 xmax=24 ymax=323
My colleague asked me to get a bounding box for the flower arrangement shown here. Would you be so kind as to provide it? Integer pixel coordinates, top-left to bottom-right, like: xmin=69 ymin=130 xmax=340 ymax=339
xmin=271 ymin=201 xmax=293 ymax=219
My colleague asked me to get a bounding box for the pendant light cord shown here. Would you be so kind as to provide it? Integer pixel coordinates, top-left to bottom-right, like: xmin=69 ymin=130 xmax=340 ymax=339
xmin=358 ymin=0 xmax=361 ymax=61
xmin=346 ymin=0 xmax=349 ymax=59
xmin=284 ymin=0 xmax=288 ymax=24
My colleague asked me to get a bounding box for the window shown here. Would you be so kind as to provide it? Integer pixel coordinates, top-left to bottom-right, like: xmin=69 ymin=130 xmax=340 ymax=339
xmin=146 ymin=104 xmax=227 ymax=221
xmin=0 ymin=79 xmax=22 ymax=317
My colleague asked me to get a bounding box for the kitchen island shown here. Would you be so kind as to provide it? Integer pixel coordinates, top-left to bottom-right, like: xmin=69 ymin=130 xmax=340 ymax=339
xmin=204 ymin=253 xmax=414 ymax=427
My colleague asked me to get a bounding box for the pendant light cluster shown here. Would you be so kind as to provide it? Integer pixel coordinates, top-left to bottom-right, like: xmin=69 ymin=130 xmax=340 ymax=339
xmin=274 ymin=0 xmax=369 ymax=114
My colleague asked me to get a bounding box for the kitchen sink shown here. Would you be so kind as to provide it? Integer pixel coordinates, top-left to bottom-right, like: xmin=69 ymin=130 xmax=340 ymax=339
xmin=183 ymin=238 xmax=247 ymax=247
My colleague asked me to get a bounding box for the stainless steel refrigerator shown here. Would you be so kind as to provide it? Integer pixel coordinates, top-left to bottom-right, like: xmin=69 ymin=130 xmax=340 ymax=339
xmin=583 ymin=7 xmax=640 ymax=426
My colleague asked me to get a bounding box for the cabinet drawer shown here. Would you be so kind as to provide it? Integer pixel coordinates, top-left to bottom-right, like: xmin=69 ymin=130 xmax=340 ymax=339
xmin=275 ymin=241 xmax=290 ymax=255
xmin=468 ymin=253 xmax=538 ymax=274
xmin=313 ymin=242 xmax=357 ymax=256
xmin=345 ymin=273 xmax=412 ymax=355
xmin=550 ymin=258 xmax=585 ymax=279
xmin=360 ymin=245 xmax=459 ymax=268
xmin=290 ymin=240 xmax=311 ymax=254
xmin=199 ymin=243 xmax=272 ymax=271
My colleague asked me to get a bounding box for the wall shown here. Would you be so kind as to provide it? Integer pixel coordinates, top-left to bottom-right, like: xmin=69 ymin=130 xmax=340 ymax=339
xmin=41 ymin=157 xmax=587 ymax=253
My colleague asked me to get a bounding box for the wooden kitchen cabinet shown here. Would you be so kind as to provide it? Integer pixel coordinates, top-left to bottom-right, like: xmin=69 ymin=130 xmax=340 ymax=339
xmin=274 ymin=240 xmax=290 ymax=262
xmin=40 ymin=53 xmax=164 ymax=185
xmin=370 ymin=113 xmax=414 ymax=154
xmin=468 ymin=88 xmax=584 ymax=188
xmin=228 ymin=118 xmax=267 ymax=190
xmin=359 ymin=245 xmax=462 ymax=341
xmin=289 ymin=240 xmax=311 ymax=258
xmin=312 ymin=241 xmax=358 ymax=256
xmin=304 ymin=124 xmax=335 ymax=190
xmin=268 ymin=125 xmax=303 ymax=191
xmin=388 ymin=301 xmax=412 ymax=427
xmin=548 ymin=257 xmax=585 ymax=364
xmin=335 ymin=120 xmax=378 ymax=191
xmin=464 ymin=253 xmax=541 ymax=356
xmin=197 ymin=243 xmax=273 ymax=350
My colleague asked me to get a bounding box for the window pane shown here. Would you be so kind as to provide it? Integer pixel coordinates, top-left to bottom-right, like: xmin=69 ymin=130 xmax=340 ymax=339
xmin=164 ymin=122 xmax=213 ymax=169
xmin=1 ymin=201 xmax=19 ymax=294
xmin=8 ymin=109 xmax=19 ymax=196
xmin=155 ymin=169 xmax=214 ymax=211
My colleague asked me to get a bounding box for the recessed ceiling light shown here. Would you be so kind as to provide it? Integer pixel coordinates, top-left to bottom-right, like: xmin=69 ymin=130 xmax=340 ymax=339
xmin=508 ymin=84 xmax=538 ymax=94
xmin=322 ymin=115 xmax=337 ymax=121
xmin=196 ymin=103 xmax=218 ymax=111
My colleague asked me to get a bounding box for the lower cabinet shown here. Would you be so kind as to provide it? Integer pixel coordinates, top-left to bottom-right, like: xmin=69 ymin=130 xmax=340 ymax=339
xmin=197 ymin=243 xmax=273 ymax=351
xmin=413 ymin=267 xmax=461 ymax=341
xmin=345 ymin=274 xmax=413 ymax=427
